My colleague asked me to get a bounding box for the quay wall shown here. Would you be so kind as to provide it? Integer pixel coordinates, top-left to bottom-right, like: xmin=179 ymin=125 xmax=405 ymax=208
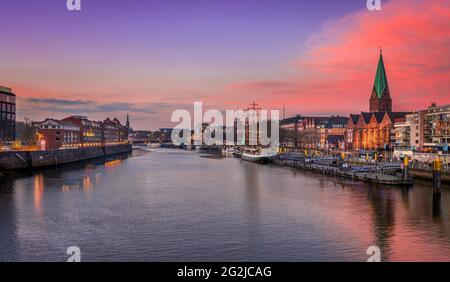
xmin=410 ymin=168 xmax=450 ymax=184
xmin=0 ymin=144 xmax=132 ymax=171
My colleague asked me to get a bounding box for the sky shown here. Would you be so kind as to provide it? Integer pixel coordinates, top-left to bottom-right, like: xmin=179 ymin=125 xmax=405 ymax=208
xmin=0 ymin=0 xmax=449 ymax=130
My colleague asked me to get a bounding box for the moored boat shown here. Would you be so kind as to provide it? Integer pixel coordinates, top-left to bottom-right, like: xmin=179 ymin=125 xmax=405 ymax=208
xmin=222 ymin=147 xmax=235 ymax=157
xmin=242 ymin=148 xmax=277 ymax=163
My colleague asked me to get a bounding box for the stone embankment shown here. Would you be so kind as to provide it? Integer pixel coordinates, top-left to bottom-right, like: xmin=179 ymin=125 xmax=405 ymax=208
xmin=0 ymin=144 xmax=132 ymax=171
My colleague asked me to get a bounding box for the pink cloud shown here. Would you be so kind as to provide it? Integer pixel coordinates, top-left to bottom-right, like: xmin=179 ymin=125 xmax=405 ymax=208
xmin=227 ymin=0 xmax=450 ymax=115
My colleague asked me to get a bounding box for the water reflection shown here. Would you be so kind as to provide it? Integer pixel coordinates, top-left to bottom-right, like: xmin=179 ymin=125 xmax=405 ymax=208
xmin=432 ymin=190 xmax=442 ymax=220
xmin=34 ymin=173 xmax=44 ymax=215
xmin=0 ymin=149 xmax=449 ymax=261
xmin=368 ymin=187 xmax=396 ymax=261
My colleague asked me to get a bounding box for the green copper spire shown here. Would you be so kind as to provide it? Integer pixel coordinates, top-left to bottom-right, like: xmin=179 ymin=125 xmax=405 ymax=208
xmin=373 ymin=49 xmax=388 ymax=98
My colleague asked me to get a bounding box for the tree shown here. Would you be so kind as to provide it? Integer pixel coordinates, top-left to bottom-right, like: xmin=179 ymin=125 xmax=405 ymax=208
xmin=16 ymin=117 xmax=37 ymax=146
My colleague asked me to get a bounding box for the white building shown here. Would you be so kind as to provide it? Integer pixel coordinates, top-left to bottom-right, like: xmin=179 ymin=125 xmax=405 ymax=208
xmin=394 ymin=110 xmax=426 ymax=149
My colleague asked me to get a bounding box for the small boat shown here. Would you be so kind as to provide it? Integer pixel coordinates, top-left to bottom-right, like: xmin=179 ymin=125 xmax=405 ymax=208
xmin=222 ymin=147 xmax=235 ymax=157
xmin=242 ymin=148 xmax=277 ymax=163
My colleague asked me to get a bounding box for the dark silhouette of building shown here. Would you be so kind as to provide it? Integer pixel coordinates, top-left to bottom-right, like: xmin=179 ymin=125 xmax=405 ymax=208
xmin=0 ymin=86 xmax=16 ymax=144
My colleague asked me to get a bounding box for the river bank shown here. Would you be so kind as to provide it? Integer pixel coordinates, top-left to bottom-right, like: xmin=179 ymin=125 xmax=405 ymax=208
xmin=0 ymin=143 xmax=132 ymax=171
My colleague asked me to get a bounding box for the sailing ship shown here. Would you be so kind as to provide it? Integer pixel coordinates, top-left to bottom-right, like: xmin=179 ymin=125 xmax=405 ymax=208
xmin=240 ymin=102 xmax=278 ymax=163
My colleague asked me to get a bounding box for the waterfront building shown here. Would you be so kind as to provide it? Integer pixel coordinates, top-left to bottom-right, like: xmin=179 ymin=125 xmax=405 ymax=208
xmin=0 ymin=86 xmax=16 ymax=144
xmin=36 ymin=119 xmax=80 ymax=150
xmin=425 ymin=103 xmax=450 ymax=147
xmin=62 ymin=116 xmax=103 ymax=146
xmin=300 ymin=117 xmax=328 ymax=149
xmin=345 ymin=115 xmax=360 ymax=151
xmin=394 ymin=111 xmax=426 ymax=149
xmin=279 ymin=116 xmax=328 ymax=149
xmin=36 ymin=115 xmax=130 ymax=149
xmin=102 ymin=117 xmax=129 ymax=145
xmin=320 ymin=116 xmax=348 ymax=149
xmin=280 ymin=115 xmax=303 ymax=147
xmin=346 ymin=51 xmax=409 ymax=151
xmin=129 ymin=130 xmax=152 ymax=144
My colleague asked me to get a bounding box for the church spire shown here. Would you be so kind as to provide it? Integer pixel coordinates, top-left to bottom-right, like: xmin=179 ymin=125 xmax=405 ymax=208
xmin=373 ymin=49 xmax=389 ymax=98
xmin=369 ymin=49 xmax=392 ymax=112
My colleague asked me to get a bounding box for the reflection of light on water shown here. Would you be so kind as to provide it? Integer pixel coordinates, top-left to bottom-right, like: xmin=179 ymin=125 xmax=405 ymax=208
xmin=34 ymin=174 xmax=44 ymax=214
xmin=62 ymin=185 xmax=70 ymax=192
xmin=83 ymin=177 xmax=92 ymax=190
xmin=105 ymin=160 xmax=122 ymax=167
xmin=83 ymin=177 xmax=93 ymax=200
xmin=61 ymin=173 xmax=101 ymax=193
xmin=95 ymin=173 xmax=101 ymax=186
xmin=105 ymin=159 xmax=123 ymax=174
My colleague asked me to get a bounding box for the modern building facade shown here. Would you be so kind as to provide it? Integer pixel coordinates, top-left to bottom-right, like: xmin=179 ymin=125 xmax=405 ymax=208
xmin=0 ymin=86 xmax=16 ymax=144
xmin=425 ymin=103 xmax=450 ymax=146
xmin=394 ymin=111 xmax=426 ymax=149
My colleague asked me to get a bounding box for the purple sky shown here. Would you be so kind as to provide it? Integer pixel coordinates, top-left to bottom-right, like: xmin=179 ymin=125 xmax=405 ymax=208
xmin=4 ymin=0 xmax=447 ymax=130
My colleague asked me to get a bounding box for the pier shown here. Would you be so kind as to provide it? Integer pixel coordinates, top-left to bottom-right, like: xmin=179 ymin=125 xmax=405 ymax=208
xmin=273 ymin=153 xmax=414 ymax=186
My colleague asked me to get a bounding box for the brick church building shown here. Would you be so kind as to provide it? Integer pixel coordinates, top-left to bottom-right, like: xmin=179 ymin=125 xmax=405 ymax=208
xmin=346 ymin=51 xmax=410 ymax=151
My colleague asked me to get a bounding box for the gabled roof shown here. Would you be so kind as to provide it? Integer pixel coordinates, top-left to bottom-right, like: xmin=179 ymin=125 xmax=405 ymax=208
xmin=350 ymin=114 xmax=360 ymax=125
xmin=361 ymin=112 xmax=373 ymax=124
xmin=38 ymin=118 xmax=79 ymax=128
xmin=374 ymin=112 xmax=385 ymax=123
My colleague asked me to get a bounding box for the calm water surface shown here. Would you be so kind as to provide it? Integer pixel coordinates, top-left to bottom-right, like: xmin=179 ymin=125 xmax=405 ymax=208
xmin=0 ymin=148 xmax=449 ymax=261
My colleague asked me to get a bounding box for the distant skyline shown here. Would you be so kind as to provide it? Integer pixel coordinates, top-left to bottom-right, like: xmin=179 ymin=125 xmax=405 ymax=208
xmin=0 ymin=0 xmax=449 ymax=129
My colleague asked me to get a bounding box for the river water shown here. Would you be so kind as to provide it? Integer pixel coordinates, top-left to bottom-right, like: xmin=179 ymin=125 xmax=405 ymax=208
xmin=0 ymin=148 xmax=449 ymax=262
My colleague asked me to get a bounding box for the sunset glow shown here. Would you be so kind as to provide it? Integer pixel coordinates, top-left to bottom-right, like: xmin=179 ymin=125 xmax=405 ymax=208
xmin=0 ymin=0 xmax=448 ymax=129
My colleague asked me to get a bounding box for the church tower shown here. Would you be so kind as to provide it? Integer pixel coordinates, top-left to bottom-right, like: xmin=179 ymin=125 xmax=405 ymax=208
xmin=369 ymin=50 xmax=392 ymax=112
xmin=126 ymin=113 xmax=131 ymax=133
